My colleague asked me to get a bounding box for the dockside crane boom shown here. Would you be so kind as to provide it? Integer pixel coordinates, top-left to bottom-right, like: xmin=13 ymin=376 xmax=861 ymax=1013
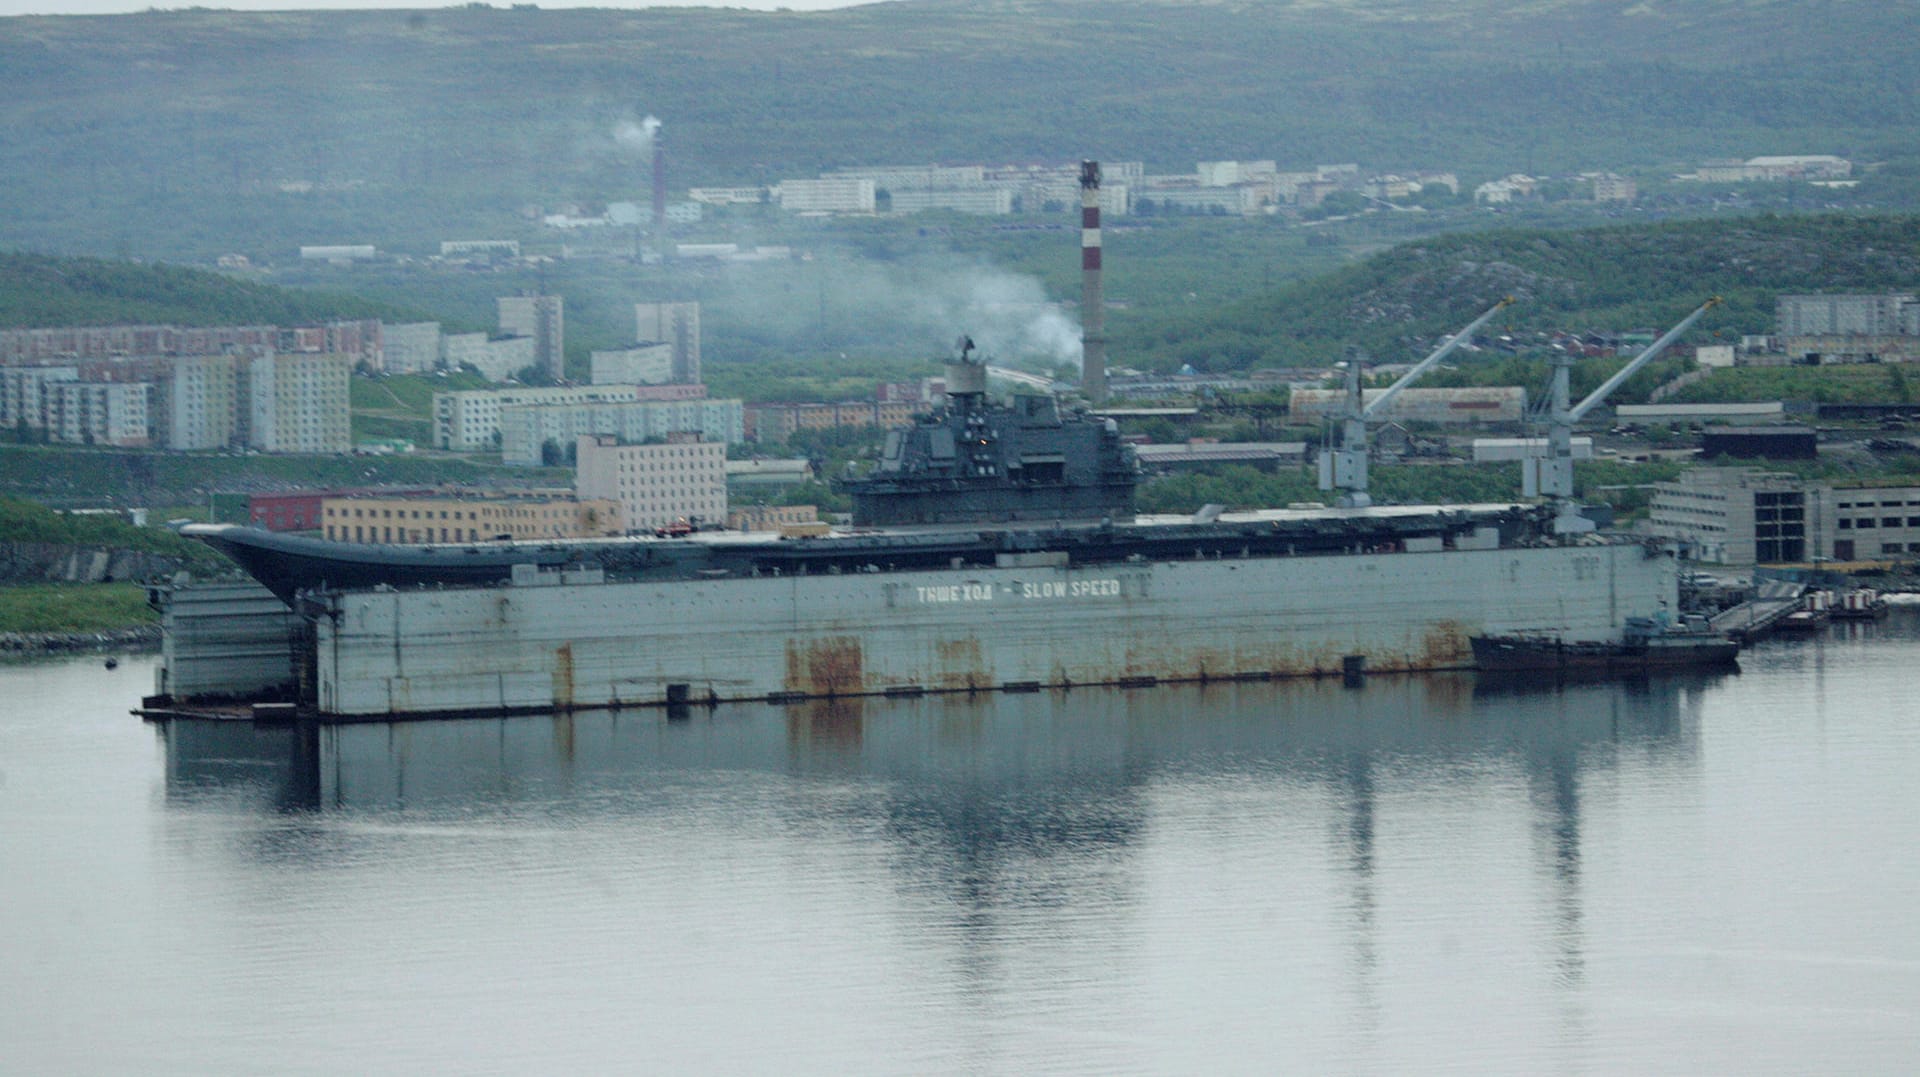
xmin=1527 ymin=297 xmax=1721 ymax=533
xmin=1318 ymin=298 xmax=1514 ymax=507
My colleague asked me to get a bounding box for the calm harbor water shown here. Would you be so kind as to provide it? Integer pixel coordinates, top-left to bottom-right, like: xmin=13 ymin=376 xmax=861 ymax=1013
xmin=4 ymin=613 xmax=1919 ymax=1074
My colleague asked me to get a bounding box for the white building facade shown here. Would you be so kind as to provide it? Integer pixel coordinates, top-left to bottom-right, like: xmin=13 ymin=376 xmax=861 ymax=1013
xmin=575 ymin=434 xmax=729 ymax=530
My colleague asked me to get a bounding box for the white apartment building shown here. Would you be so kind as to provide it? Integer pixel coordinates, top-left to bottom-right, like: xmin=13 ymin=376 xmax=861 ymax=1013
xmin=1777 ymin=294 xmax=1916 ymax=337
xmin=686 ymin=187 xmax=768 ymax=205
xmin=776 ymin=177 xmax=877 ymax=215
xmin=887 ymin=188 xmax=1014 ymax=215
xmin=434 ymin=384 xmax=655 ymax=451
xmin=575 ymin=433 xmax=728 ymax=531
xmin=498 ymin=294 xmax=564 ymax=380
xmin=634 ymin=301 xmax=701 ymax=384
xmin=500 ymin=398 xmax=745 ymax=467
xmin=248 ymin=352 xmax=352 ymax=453
xmin=828 ymin=164 xmax=988 ymax=189
xmin=442 ymin=332 xmax=536 ymax=383
xmin=381 ymin=322 xmax=442 ymax=374
xmin=591 ymin=344 xmax=675 ymax=386
xmin=163 ymin=354 xmax=242 ymax=450
xmin=0 ymin=366 xmax=78 ymax=428
xmin=46 ymin=381 xmax=150 ymax=447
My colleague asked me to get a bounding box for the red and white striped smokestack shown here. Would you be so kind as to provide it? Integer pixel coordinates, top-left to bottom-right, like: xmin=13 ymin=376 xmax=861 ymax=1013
xmin=1079 ymin=160 xmax=1107 ymax=403
xmin=651 ymin=123 xmax=668 ymax=256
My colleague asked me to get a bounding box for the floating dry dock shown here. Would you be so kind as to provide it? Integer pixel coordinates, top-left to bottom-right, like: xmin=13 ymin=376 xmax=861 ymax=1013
xmin=151 ymin=503 xmax=1683 ymax=721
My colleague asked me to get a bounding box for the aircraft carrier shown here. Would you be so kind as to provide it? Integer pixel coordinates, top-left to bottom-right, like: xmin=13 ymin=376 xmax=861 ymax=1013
xmin=168 ymin=344 xmax=1680 ymax=718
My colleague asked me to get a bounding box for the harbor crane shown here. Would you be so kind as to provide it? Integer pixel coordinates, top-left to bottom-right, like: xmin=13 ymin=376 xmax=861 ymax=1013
xmin=1527 ymin=296 xmax=1722 ymax=533
xmin=1318 ymin=298 xmax=1515 ymax=507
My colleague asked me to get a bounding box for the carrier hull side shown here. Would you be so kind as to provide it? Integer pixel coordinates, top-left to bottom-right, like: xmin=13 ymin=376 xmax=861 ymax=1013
xmin=313 ymin=543 xmax=1673 ymax=717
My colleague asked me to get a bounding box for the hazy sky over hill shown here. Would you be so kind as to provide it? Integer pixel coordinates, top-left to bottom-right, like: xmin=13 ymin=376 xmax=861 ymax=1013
xmin=1 ymin=0 xmax=878 ymax=14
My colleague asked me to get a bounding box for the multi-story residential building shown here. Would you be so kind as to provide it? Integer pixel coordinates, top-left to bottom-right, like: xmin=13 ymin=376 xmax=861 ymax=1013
xmin=575 ymin=433 xmax=728 ymax=531
xmin=1142 ymin=185 xmax=1265 ymax=215
xmin=498 ymin=294 xmax=565 ymax=380
xmin=775 ymin=177 xmax=877 ymax=215
xmin=159 ymin=354 xmax=243 ymax=450
xmin=320 ymin=491 xmax=622 ymax=544
xmin=743 ymin=400 xmax=919 ymax=443
xmin=247 ymin=352 xmax=353 ymax=453
xmin=827 ymin=164 xmax=988 ymax=190
xmin=0 ymin=366 xmax=78 ymax=429
xmin=1591 ymin=173 xmax=1637 ymax=202
xmin=439 ymin=240 xmax=520 ymax=259
xmin=433 ymin=384 xmax=703 ymax=451
xmin=381 ymin=322 xmax=442 ymax=375
xmin=886 ymin=188 xmax=1014 ymax=215
xmin=633 ymin=302 xmax=701 ymax=384
xmin=1777 ymin=294 xmax=1916 ymax=337
xmin=498 ymin=398 xmax=745 ymax=466
xmin=441 ymin=332 xmax=537 ymax=382
xmin=590 ymin=344 xmax=675 ymax=386
xmin=686 ymin=187 xmax=769 ymax=206
xmin=46 ymin=381 xmax=151 ymax=447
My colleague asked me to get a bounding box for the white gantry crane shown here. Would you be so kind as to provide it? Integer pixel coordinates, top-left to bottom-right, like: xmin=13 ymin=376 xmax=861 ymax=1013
xmin=1527 ymin=297 xmax=1722 ymax=534
xmin=1318 ymin=298 xmax=1515 ymax=507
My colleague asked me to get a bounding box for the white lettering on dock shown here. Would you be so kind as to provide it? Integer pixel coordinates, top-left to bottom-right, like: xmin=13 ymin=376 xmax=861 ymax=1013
xmin=914 ymin=583 xmax=996 ymax=604
xmin=910 ymin=578 xmax=1124 ymax=604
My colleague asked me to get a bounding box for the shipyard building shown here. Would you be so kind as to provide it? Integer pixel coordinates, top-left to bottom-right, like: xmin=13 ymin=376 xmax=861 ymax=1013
xmin=321 ymin=492 xmax=622 ymax=544
xmin=1645 ymin=467 xmax=1920 ymax=564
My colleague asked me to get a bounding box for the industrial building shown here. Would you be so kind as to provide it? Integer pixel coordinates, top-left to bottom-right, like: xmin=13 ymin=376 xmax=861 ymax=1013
xmin=1700 ymin=426 xmax=1819 ymax=461
xmin=1133 ymin=442 xmax=1307 ymax=472
xmin=1645 ymin=467 xmax=1920 ymax=564
xmin=575 ymin=433 xmax=728 ymax=531
xmin=320 ymin=491 xmax=622 ymax=544
xmin=1289 ymin=387 xmax=1526 ymax=424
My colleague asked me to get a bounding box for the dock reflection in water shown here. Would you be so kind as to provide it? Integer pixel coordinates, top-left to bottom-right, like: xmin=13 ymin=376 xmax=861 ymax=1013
xmin=152 ymin=672 xmax=1725 ymax=1066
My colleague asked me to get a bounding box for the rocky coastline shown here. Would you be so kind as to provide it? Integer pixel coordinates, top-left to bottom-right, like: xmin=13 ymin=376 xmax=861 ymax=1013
xmin=0 ymin=624 xmax=162 ymax=656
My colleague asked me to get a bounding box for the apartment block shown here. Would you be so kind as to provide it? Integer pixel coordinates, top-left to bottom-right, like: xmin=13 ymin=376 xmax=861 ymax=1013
xmin=633 ymin=302 xmax=701 ymax=384
xmin=498 ymin=294 xmax=565 ymax=380
xmin=499 ymin=397 xmax=744 ymax=466
xmin=575 ymin=433 xmax=728 ymax=531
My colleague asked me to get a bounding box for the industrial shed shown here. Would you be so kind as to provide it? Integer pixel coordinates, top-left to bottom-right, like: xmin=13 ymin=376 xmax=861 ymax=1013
xmin=1700 ymin=426 xmax=1818 ymax=461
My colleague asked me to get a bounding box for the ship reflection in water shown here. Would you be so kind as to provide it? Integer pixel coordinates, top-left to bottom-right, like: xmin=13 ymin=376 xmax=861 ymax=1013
xmin=157 ymin=672 xmax=1719 ymax=1050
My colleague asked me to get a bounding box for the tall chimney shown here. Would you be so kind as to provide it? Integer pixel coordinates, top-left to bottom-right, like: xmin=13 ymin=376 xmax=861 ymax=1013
xmin=651 ymin=122 xmax=668 ymax=259
xmin=1079 ymin=160 xmax=1107 ymax=403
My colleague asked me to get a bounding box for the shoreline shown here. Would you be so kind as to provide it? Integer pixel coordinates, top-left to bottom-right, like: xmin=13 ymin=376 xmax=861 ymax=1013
xmin=0 ymin=625 xmax=162 ymax=657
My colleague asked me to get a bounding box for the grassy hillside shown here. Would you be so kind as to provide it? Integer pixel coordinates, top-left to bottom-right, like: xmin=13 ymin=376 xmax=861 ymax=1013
xmin=1121 ymin=214 xmax=1920 ymax=371
xmin=2 ymin=0 xmax=1915 ymax=260
xmin=0 ymin=252 xmax=420 ymax=329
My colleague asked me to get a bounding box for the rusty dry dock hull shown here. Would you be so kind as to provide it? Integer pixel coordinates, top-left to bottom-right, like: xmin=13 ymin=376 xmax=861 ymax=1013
xmin=306 ymin=542 xmax=1676 ymax=718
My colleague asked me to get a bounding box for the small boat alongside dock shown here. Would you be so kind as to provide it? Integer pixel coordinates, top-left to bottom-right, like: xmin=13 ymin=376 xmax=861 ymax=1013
xmin=1471 ymin=615 xmax=1739 ymax=674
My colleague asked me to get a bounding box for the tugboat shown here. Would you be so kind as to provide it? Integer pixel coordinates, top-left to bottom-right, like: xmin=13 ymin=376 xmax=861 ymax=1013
xmin=1471 ymin=614 xmax=1739 ymax=673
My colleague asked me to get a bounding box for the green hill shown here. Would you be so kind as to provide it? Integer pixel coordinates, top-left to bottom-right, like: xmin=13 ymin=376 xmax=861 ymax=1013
xmin=0 ymin=252 xmax=417 ymax=329
xmin=1119 ymin=213 xmax=1920 ymax=371
xmin=2 ymin=0 xmax=1916 ymax=260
